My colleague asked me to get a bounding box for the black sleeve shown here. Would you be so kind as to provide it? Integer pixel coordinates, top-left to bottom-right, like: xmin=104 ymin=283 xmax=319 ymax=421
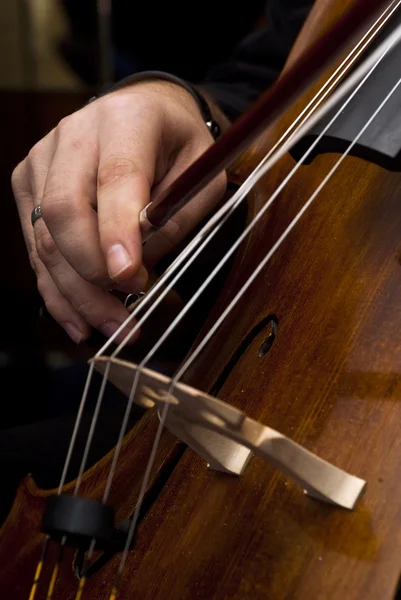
xmin=200 ymin=0 xmax=316 ymax=121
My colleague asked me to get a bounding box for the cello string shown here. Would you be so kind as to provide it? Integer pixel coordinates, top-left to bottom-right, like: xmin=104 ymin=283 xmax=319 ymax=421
xmin=224 ymin=0 xmax=400 ymax=199
xmin=72 ymin=538 xmax=96 ymax=600
xmin=27 ymin=536 xmax=49 ymax=600
xmin=41 ymin=534 xmax=67 ymax=600
xmin=63 ymin=20 xmax=401 ymax=594
xmin=69 ymin=28 xmax=382 ymax=497
xmin=45 ymin=539 xmax=65 ymax=600
xmin=170 ymin=77 xmax=401 ymax=390
xmin=108 ymin=25 xmax=398 ymax=377
xmin=92 ymin=9 xmax=400 ymax=510
xmin=34 ymin=52 xmax=352 ymax=600
xmin=100 ymin=0 xmax=401 ymax=358
xmin=110 ymin=33 xmax=401 ymax=590
xmin=27 ymin=7 xmax=396 ymax=599
xmin=55 ymin=0 xmax=397 ymax=502
xmin=108 ymin=6 xmax=401 ymax=358
xmin=28 ymin=5 xmax=396 ymax=600
xmin=24 ymin=6 xmax=398 ymax=600
xmin=74 ymin=2 xmax=401 ymax=508
xmin=70 ymin=32 xmax=399 ymax=580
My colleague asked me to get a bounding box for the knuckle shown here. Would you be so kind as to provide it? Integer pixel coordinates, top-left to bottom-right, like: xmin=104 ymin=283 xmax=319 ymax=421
xmin=11 ymin=161 xmax=25 ymax=190
xmin=43 ymin=297 xmax=63 ymax=322
xmin=41 ymin=191 xmax=75 ymax=224
xmin=27 ymin=141 xmax=42 ymax=164
xmin=36 ymin=273 xmax=50 ymax=300
xmin=100 ymin=93 xmax=137 ymax=115
xmin=72 ymin=296 xmax=96 ymax=321
xmin=197 ymin=132 xmax=214 ymax=153
xmin=84 ymin=266 xmax=109 ymax=287
xmin=11 ymin=161 xmax=32 ymax=201
xmin=26 ymin=128 xmax=56 ymax=165
xmin=56 ymin=115 xmax=72 ymax=135
xmin=98 ymin=156 xmax=139 ymax=189
xmin=36 ymin=228 xmax=58 ymax=262
xmin=56 ymin=114 xmax=85 ymax=147
xmin=28 ymin=251 xmax=41 ymax=274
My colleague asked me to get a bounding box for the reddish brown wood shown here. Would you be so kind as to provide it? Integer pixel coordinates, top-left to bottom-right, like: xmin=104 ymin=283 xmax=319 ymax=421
xmin=2 ymin=1 xmax=401 ymax=599
xmin=129 ymin=153 xmax=401 ymax=599
xmin=0 ymin=411 xmax=181 ymax=598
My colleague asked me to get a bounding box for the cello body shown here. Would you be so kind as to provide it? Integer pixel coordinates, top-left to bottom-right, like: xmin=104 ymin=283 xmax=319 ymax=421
xmin=1 ymin=0 xmax=401 ymax=598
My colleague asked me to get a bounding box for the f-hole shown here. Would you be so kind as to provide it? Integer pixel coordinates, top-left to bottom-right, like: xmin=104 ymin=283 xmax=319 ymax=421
xmin=210 ymin=315 xmax=278 ymax=397
xmin=258 ymin=319 xmax=277 ymax=357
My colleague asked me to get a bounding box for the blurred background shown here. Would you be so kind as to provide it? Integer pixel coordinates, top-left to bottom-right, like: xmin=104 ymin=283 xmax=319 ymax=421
xmin=0 ymin=0 xmax=264 ymax=520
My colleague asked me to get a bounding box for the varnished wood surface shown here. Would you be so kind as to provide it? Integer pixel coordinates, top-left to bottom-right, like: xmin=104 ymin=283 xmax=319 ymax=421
xmin=3 ymin=152 xmax=400 ymax=599
xmin=0 ymin=410 xmax=180 ymax=597
xmin=126 ymin=152 xmax=401 ymax=599
xmin=1 ymin=1 xmax=401 ymax=599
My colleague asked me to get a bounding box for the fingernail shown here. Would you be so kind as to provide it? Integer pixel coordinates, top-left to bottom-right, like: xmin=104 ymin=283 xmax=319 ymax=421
xmin=100 ymin=321 xmax=123 ymax=338
xmin=107 ymin=244 xmax=133 ymax=280
xmin=62 ymin=322 xmax=83 ymax=344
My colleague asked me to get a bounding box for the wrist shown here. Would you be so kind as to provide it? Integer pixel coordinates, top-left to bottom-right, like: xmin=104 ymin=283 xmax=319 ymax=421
xmin=88 ymin=70 xmax=222 ymax=140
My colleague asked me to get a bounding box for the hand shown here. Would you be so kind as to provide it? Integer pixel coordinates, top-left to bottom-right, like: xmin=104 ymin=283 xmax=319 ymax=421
xmin=11 ymin=81 xmax=227 ymax=345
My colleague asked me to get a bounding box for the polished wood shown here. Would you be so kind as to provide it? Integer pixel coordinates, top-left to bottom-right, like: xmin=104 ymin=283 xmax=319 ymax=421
xmin=1 ymin=1 xmax=401 ymax=599
xmin=0 ymin=411 xmax=181 ymax=598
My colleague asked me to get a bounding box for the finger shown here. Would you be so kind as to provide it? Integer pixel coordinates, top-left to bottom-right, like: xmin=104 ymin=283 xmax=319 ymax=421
xmin=142 ymin=138 xmax=227 ymax=268
xmin=96 ymin=99 xmax=163 ymax=285
xmin=37 ymin=265 xmax=91 ymax=343
xmin=12 ymin=130 xmax=57 ymax=267
xmin=12 ymin=136 xmax=92 ymax=343
xmin=40 ymin=116 xmax=112 ymax=288
xmin=26 ymin=129 xmax=57 ymax=200
xmin=34 ymin=215 xmax=138 ymax=343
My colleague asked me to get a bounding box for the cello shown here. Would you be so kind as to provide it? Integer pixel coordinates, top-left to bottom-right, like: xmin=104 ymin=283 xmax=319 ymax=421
xmin=1 ymin=0 xmax=401 ymax=598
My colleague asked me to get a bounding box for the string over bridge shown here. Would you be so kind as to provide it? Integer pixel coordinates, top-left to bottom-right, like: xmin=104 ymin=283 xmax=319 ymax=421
xmin=93 ymin=357 xmax=366 ymax=510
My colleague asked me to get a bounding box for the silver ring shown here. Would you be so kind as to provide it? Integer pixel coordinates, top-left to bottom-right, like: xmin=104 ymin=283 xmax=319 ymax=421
xmin=31 ymin=205 xmax=42 ymax=226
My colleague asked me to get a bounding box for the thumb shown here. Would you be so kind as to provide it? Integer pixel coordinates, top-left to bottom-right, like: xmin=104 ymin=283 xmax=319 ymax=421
xmin=96 ymin=110 xmax=163 ymax=288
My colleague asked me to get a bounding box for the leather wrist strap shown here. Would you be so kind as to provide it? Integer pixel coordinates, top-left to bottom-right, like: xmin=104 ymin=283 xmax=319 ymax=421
xmin=87 ymin=70 xmax=221 ymax=139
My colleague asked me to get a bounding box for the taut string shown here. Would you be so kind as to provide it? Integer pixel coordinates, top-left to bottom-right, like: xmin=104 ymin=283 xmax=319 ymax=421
xmin=50 ymin=0 xmax=401 ymax=510
xmin=73 ymin=10 xmax=401 ymax=599
xmin=110 ymin=23 xmax=401 ymax=596
xmin=70 ymin=8 xmax=401 ymax=501
xmin=28 ymin=4 xmax=401 ymax=599
xmin=142 ymin=0 xmax=395 ymax=229
xmin=100 ymin=11 xmax=399 ymax=511
xmin=77 ymin=10 xmax=401 ymax=510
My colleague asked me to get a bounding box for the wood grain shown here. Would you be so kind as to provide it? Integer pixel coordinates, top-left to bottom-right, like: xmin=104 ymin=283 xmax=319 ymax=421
xmin=1 ymin=2 xmax=401 ymax=599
